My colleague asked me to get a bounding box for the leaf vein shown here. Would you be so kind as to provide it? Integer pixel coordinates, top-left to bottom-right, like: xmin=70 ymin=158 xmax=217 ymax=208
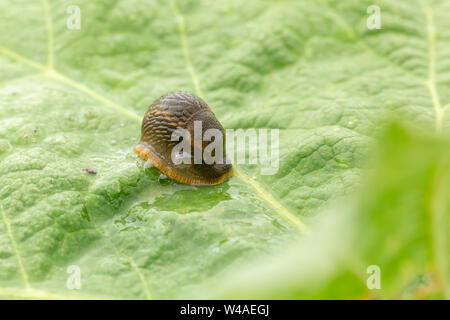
xmin=0 ymin=205 xmax=31 ymax=289
xmin=170 ymin=0 xmax=308 ymax=234
xmin=42 ymin=0 xmax=54 ymax=69
xmin=422 ymin=2 xmax=445 ymax=133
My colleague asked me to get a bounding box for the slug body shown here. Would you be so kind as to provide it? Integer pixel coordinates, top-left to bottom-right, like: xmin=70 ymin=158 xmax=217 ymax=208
xmin=134 ymin=92 xmax=233 ymax=185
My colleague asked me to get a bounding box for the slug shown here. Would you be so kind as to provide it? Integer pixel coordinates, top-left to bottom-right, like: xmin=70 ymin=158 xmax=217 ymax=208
xmin=134 ymin=91 xmax=233 ymax=185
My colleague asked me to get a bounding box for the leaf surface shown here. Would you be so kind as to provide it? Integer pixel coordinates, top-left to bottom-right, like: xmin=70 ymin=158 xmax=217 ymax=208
xmin=0 ymin=0 xmax=449 ymax=298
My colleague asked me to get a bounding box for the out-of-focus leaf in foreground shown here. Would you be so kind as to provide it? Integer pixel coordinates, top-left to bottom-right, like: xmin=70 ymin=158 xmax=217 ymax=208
xmin=204 ymin=124 xmax=450 ymax=299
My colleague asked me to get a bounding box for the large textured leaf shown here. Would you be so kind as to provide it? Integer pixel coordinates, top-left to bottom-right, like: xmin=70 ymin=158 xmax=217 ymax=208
xmin=0 ymin=0 xmax=449 ymax=299
xmin=200 ymin=124 xmax=450 ymax=299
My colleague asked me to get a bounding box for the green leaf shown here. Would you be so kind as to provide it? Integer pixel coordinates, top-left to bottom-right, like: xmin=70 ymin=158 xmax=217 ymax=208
xmin=200 ymin=124 xmax=450 ymax=299
xmin=0 ymin=0 xmax=449 ymax=299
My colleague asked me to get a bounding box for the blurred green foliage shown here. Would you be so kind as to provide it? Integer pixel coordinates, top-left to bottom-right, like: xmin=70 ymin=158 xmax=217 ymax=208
xmin=206 ymin=124 xmax=450 ymax=299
